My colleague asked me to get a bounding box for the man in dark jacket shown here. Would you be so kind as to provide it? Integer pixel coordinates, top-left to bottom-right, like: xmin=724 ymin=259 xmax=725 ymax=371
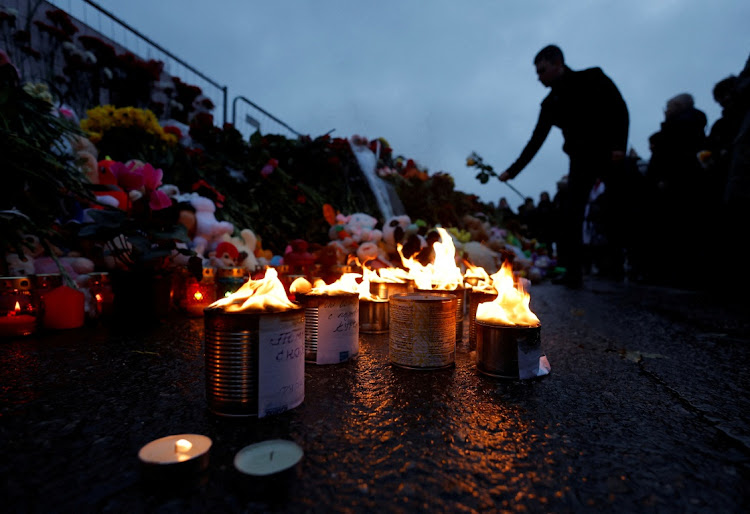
xmin=499 ymin=45 xmax=629 ymax=288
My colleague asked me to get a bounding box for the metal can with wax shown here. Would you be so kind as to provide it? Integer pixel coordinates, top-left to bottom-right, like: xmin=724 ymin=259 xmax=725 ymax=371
xmin=389 ymin=292 xmax=456 ymax=370
xmin=359 ymin=297 xmax=389 ymax=334
xmin=472 ymin=260 xmax=549 ymax=380
xmin=467 ymin=289 xmax=496 ymax=350
xmin=416 ymin=286 xmax=465 ymax=344
xmin=203 ymin=268 xmax=305 ymax=418
xmin=296 ymin=292 xmax=359 ymax=364
xmin=475 ymin=321 xmax=542 ymax=379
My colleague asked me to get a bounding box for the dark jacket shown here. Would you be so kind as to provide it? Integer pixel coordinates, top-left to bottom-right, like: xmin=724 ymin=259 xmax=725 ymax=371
xmin=646 ymin=107 xmax=707 ymax=194
xmin=506 ymin=66 xmax=629 ymax=178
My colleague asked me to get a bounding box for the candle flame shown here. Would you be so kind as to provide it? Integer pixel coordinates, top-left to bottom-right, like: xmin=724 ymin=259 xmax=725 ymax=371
xmin=174 ymin=438 xmax=192 ymax=453
xmin=208 ymin=268 xmax=298 ymax=313
xmin=476 ymin=260 xmax=539 ymax=327
xmin=193 ymin=291 xmax=204 ymax=301
xmin=95 ymin=293 xmax=103 ymax=302
xmin=12 ymin=301 xmax=20 ymax=316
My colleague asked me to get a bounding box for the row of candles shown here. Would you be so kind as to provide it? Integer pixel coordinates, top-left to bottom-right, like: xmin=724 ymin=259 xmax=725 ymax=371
xmin=0 ymin=265 xmax=272 ymax=338
xmin=202 ymin=228 xmax=549 ymax=419
xmin=139 ymin=247 xmax=546 ymax=482
xmin=4 ymin=229 xmax=547 ymax=484
xmin=0 ymin=273 xmax=114 ymax=337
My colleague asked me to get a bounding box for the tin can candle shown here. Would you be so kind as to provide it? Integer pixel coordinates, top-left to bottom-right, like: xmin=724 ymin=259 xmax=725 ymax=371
xmin=475 ymin=321 xmax=543 ymax=379
xmin=389 ymin=293 xmax=456 ymax=370
xmin=297 ymin=292 xmax=359 ymax=364
xmin=416 ymin=287 xmax=465 ymax=344
xmin=369 ymin=280 xmax=411 ymax=300
xmin=0 ymin=276 xmax=39 ymax=338
xmin=359 ymin=297 xmax=389 ymax=334
xmin=204 ymin=307 xmax=305 ymax=417
xmin=467 ymin=289 xmax=496 ymax=349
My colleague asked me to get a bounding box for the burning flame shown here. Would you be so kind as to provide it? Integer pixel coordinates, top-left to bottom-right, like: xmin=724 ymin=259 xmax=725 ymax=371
xmin=12 ymin=301 xmax=21 ymax=316
xmin=174 ymin=438 xmax=192 ymax=462
xmin=193 ymin=291 xmax=204 ymax=301
xmin=356 ymin=267 xmax=384 ymax=302
xmin=398 ymin=227 xmax=463 ymax=290
xmin=476 ymin=261 xmax=539 ymax=327
xmin=463 ymin=261 xmax=495 ymax=293
xmin=370 ymin=266 xmax=410 ymax=284
xmin=293 ymin=273 xmax=363 ymax=296
xmin=208 ymin=268 xmax=298 ymax=313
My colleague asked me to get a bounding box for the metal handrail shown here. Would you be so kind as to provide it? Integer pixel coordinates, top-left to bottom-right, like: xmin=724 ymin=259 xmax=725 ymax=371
xmin=80 ymin=0 xmax=228 ymax=123
xmin=232 ymin=95 xmax=302 ymax=137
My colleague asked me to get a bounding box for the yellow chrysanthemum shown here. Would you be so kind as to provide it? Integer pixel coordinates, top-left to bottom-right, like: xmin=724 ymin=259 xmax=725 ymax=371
xmin=79 ymin=105 xmax=177 ymax=145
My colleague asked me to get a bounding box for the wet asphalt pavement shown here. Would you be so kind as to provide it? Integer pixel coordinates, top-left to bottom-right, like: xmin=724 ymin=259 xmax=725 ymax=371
xmin=1 ymin=276 xmax=749 ymax=513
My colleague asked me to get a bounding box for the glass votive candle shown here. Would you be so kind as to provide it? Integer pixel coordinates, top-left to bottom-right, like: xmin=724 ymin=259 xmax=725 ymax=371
xmin=86 ymin=272 xmax=115 ymax=321
xmin=30 ymin=273 xmax=62 ymax=327
xmin=0 ymin=276 xmax=39 ymax=338
xmin=181 ymin=267 xmax=217 ymax=317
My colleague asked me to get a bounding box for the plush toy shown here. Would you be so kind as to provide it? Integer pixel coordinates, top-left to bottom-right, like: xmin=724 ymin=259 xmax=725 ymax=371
xmin=381 ymin=215 xmax=411 ymax=255
xmin=90 ymin=159 xmax=129 ymax=210
xmin=175 ymin=192 xmax=234 ymax=255
xmin=6 ymin=252 xmax=36 ymax=276
xmin=356 ymin=241 xmax=392 ymax=269
xmin=71 ymin=135 xmax=98 ymax=186
xmin=345 ymin=213 xmax=382 ymax=244
xmin=253 ymin=234 xmax=274 ymax=267
xmin=284 ymin=239 xmax=315 ymax=269
xmin=215 ymin=229 xmax=261 ymax=271
xmin=327 ymin=212 xmax=384 ymax=262
xmin=34 ymin=254 xmax=95 ymax=281
xmin=461 ymin=214 xmax=490 ymax=243
xmin=460 ymin=241 xmax=502 ymax=275
xmin=210 ymin=241 xmax=236 ymax=267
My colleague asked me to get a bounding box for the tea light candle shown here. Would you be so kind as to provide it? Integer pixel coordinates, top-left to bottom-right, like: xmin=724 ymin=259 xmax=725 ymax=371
xmin=138 ymin=434 xmax=212 ymax=479
xmin=0 ymin=309 xmax=37 ymax=337
xmin=234 ymin=439 xmax=303 ymax=477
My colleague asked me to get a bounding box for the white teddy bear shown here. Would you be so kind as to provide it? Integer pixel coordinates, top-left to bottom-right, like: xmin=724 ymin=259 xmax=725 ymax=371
xmin=215 ymin=228 xmax=261 ymax=271
xmin=175 ymin=192 xmax=234 ymax=255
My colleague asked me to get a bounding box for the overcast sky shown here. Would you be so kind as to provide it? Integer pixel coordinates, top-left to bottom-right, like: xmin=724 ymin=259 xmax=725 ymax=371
xmin=61 ymin=0 xmax=750 ymax=210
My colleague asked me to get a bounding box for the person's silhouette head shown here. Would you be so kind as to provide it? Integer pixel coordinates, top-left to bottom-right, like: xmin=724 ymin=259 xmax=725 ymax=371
xmin=534 ymin=45 xmax=565 ymax=87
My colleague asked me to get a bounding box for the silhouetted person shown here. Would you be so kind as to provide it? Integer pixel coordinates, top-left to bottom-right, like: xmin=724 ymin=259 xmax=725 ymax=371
xmin=496 ymin=196 xmax=516 ymax=225
xmin=703 ymin=76 xmax=741 ymax=204
xmin=534 ymin=191 xmax=556 ymax=255
xmin=722 ymin=52 xmax=750 ymax=295
xmin=517 ymin=196 xmax=536 ymax=239
xmin=644 ymin=93 xmax=707 ymax=287
xmin=498 ymin=45 xmax=629 ymax=288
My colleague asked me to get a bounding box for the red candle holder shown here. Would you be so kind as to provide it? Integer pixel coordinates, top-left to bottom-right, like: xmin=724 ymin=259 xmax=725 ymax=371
xmin=180 ymin=267 xmax=217 ymax=317
xmin=86 ymin=272 xmax=115 ymax=321
xmin=0 ymin=276 xmax=39 ymax=338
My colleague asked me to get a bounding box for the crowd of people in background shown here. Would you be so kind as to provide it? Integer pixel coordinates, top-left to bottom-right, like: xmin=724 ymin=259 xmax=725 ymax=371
xmin=493 ymin=49 xmax=750 ymax=291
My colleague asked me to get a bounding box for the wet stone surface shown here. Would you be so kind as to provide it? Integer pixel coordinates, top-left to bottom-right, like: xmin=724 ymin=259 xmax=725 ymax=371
xmin=1 ymin=277 xmax=749 ymax=513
